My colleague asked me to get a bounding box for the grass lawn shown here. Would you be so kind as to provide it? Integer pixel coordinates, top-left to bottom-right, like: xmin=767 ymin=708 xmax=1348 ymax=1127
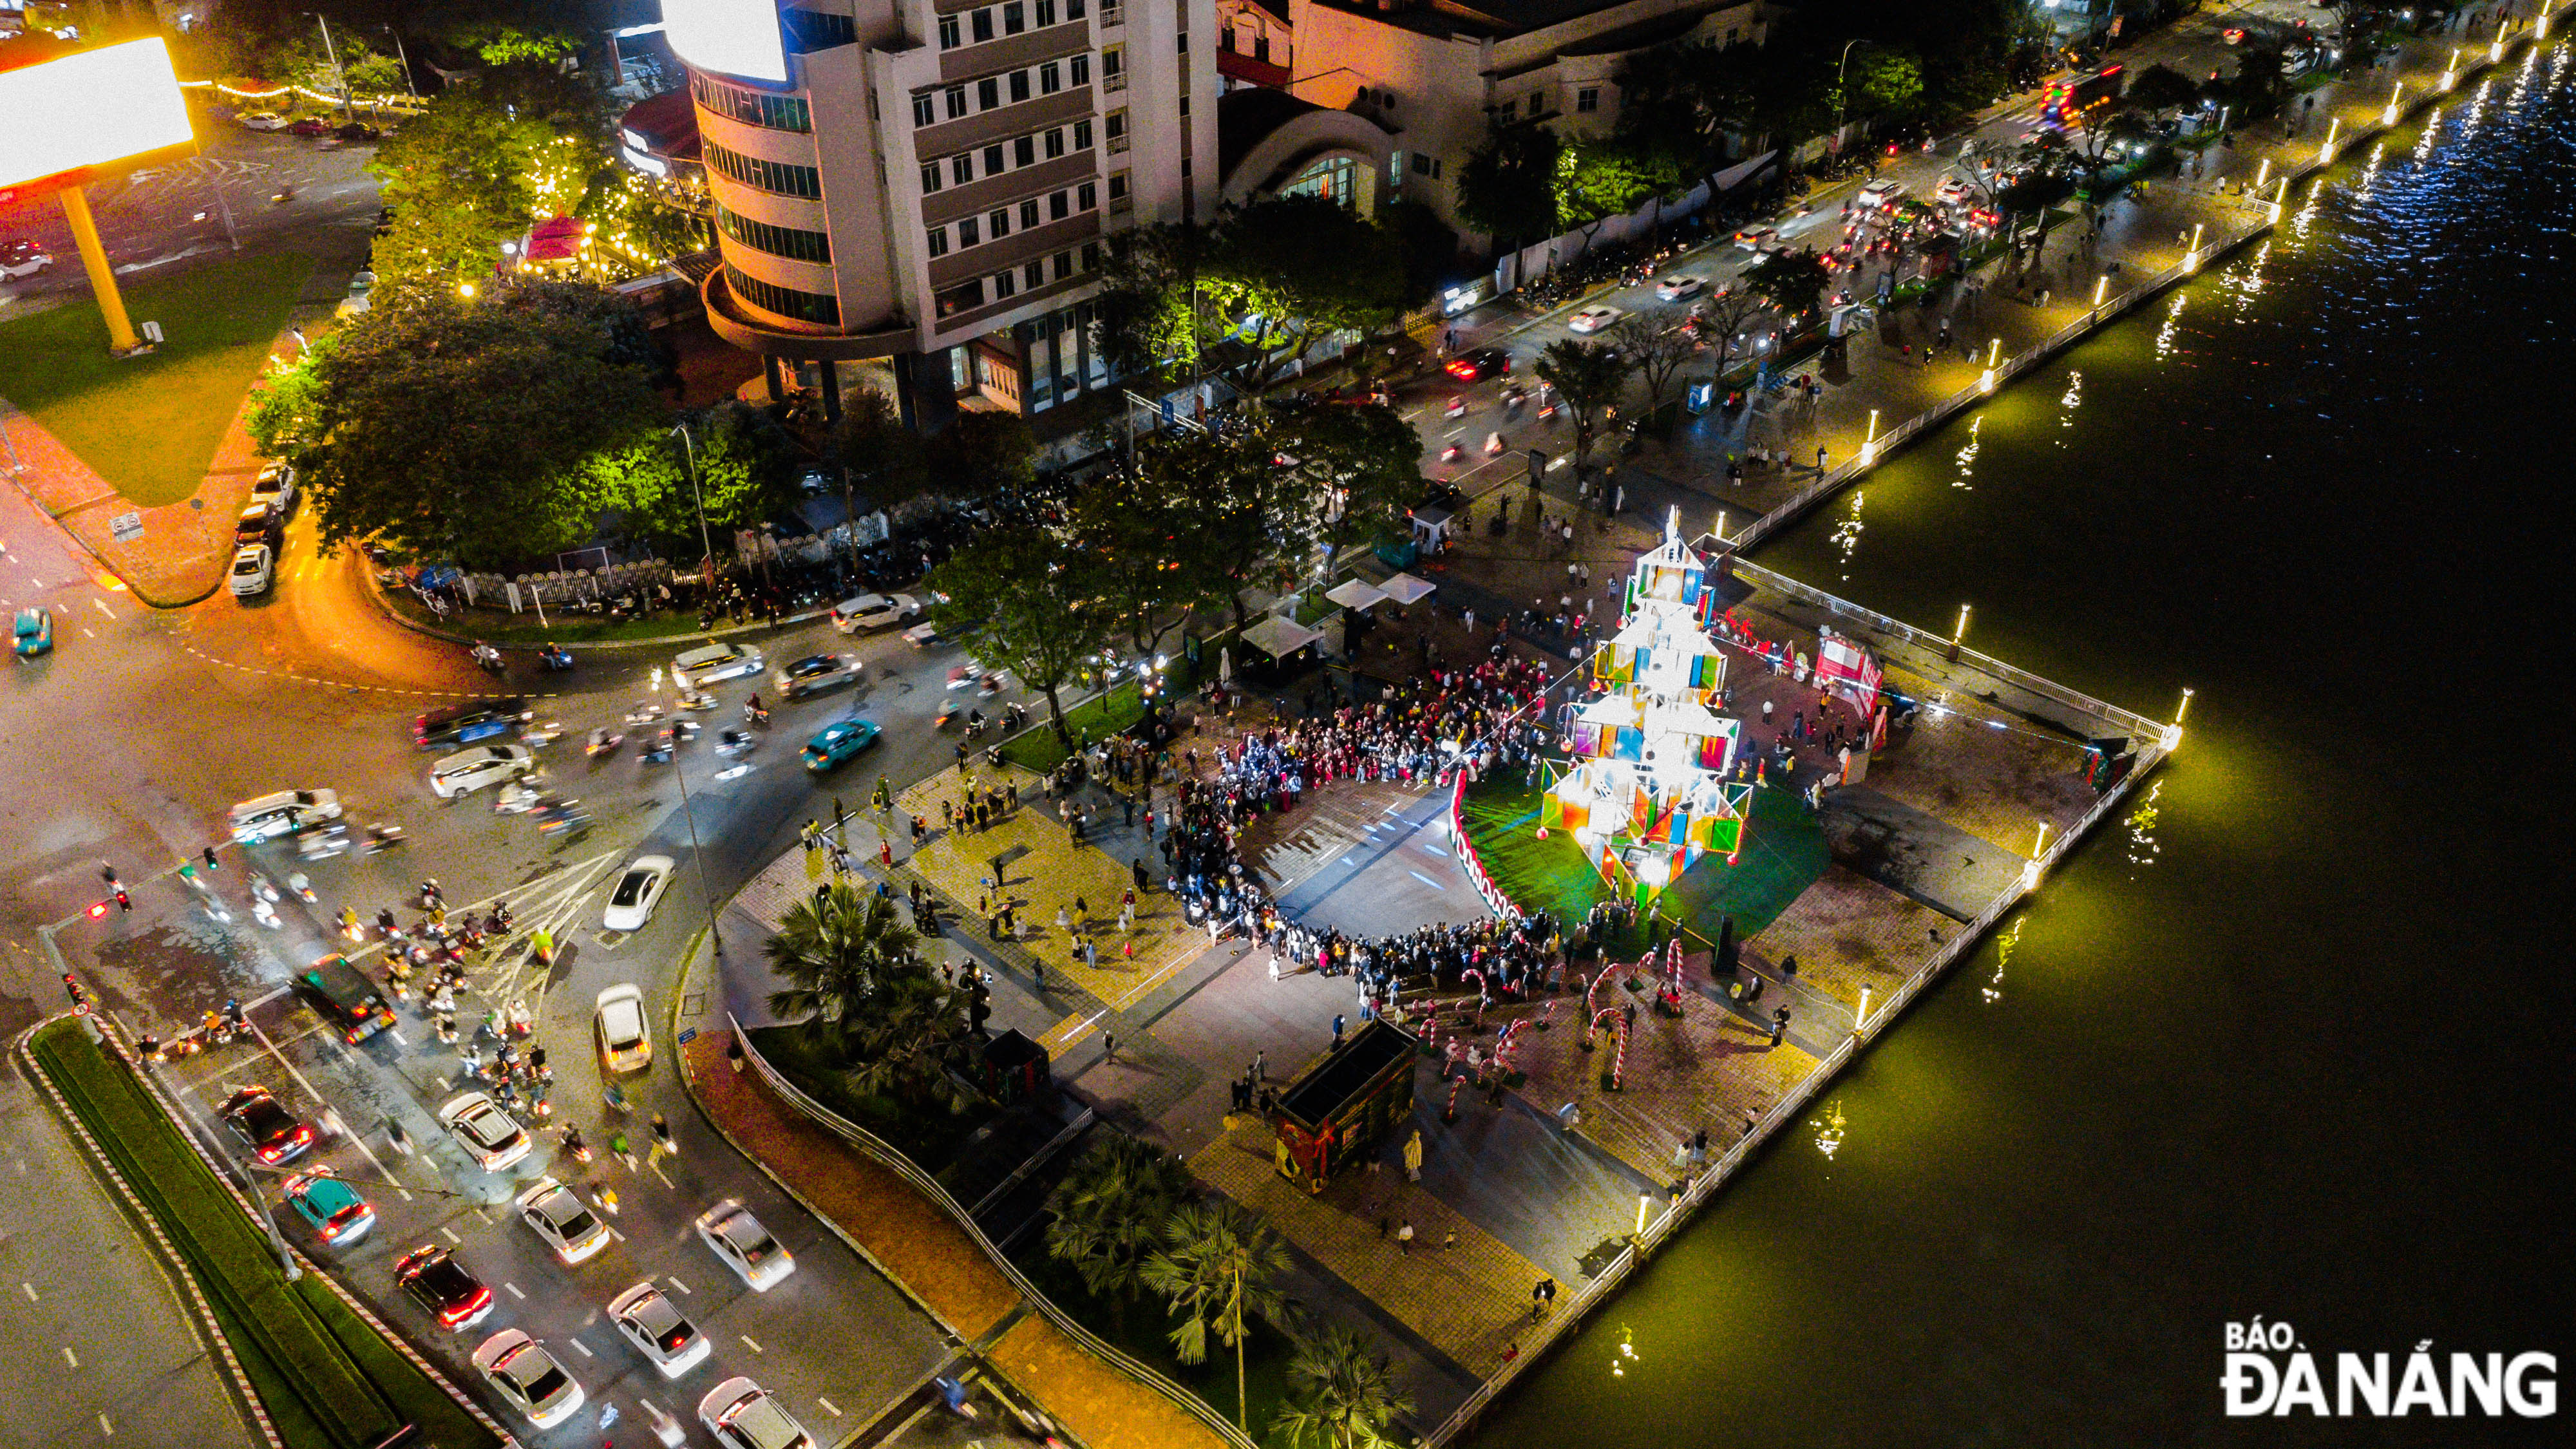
xmin=999 ymin=664 xmax=1199 ymax=774
xmin=746 ymin=1023 xmax=996 ymax=1175
xmin=1457 ymin=768 xmax=1827 ymax=954
xmin=31 ymin=1020 xmax=498 ymax=1449
xmin=0 ymin=252 xmax=314 ymax=506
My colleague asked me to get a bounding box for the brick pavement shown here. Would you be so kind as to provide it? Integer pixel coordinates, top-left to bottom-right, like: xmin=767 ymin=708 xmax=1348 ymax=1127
xmin=1746 ymin=864 xmax=1945 ymax=1021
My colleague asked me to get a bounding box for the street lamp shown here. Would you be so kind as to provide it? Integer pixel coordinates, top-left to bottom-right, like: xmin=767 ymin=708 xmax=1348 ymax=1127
xmin=2183 ymin=222 xmax=2206 ymax=273
xmin=1833 ymin=39 xmax=1877 ymax=154
xmin=650 ymin=665 xmax=729 ymax=965
xmin=2320 ymin=116 xmax=2342 ymax=164
xmin=669 ymin=422 xmax=721 ymax=588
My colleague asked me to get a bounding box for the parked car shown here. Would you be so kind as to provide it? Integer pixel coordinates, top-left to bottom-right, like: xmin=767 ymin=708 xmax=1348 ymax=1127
xmin=438 ymin=1091 xmax=533 ymax=1173
xmin=695 ymin=1199 xmax=793 ymax=1291
xmin=12 ymin=607 xmax=53 ymax=660
xmin=1653 ymin=272 xmax=1707 ymax=301
xmin=772 ymin=652 xmax=859 ymax=700
xmin=250 ymin=460 xmax=298 ymax=512
xmin=515 ymin=1177 xmax=612 ymax=1264
xmin=283 ymin=1169 xmax=375 ymax=1246
xmin=234 ymin=501 xmax=285 ymax=546
xmin=1568 ymin=305 xmax=1624 ymax=334
xmin=0 ymin=239 xmax=52 ymax=279
xmin=230 ymin=544 xmax=276 ymax=598
xmin=235 ymin=110 xmax=289 ymax=131
xmin=673 ymin=641 xmax=764 ymax=687
xmin=395 ymin=1245 xmax=493 ymax=1331
xmin=601 ymin=856 xmax=673 ymax=932
xmin=220 ymin=1085 xmax=312 ymax=1165
xmin=828 ymin=592 xmax=921 ymax=632
xmin=471 ymin=1330 xmax=585 ymax=1428
xmin=609 ymin=1280 xmax=712 ymax=1378
xmin=594 ymin=983 xmax=652 ymax=1073
xmin=333 ymin=120 xmax=382 ymax=142
xmin=1443 ymin=346 xmax=1510 ymax=382
xmin=286 ymin=117 xmax=332 ymax=137
xmin=699 ymin=1378 xmax=816 ymax=1449
xmin=800 ymin=719 xmax=880 ymax=773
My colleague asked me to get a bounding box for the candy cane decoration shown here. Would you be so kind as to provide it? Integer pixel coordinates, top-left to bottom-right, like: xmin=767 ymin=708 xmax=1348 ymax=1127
xmin=1537 ymin=999 xmax=1557 ymax=1030
xmin=1461 ymin=967 xmax=1491 ymax=1007
xmin=1443 ymin=1075 xmax=1464 ymax=1124
xmin=1495 ymin=1019 xmax=1530 ymax=1077
xmin=1662 ymin=938 xmax=1685 ymax=1005
xmin=1589 ymin=1005 xmax=1621 ymax=1059
xmin=1426 ymin=1009 xmax=1443 ymax=1060
xmin=1611 ymin=1011 xmax=1630 ymax=1092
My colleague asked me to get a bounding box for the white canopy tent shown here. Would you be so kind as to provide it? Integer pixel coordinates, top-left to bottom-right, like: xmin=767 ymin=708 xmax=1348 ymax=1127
xmin=1378 ymin=572 xmax=1437 ymax=605
xmin=1242 ymin=615 xmax=1325 ymax=659
xmin=1324 ymin=579 xmax=1390 ymax=610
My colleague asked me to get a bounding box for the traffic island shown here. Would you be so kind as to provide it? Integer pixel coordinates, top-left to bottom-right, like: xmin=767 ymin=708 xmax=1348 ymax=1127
xmin=18 ymin=1016 xmax=503 ymax=1449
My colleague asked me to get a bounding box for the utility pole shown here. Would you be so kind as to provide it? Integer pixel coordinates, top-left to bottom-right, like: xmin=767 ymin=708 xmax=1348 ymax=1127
xmin=384 ymin=26 xmax=418 ymax=97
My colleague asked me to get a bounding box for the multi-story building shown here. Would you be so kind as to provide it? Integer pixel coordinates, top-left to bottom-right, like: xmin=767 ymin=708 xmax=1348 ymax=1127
xmin=1216 ymin=0 xmax=1293 ymax=90
xmin=664 ymin=0 xmax=1218 ymax=429
xmin=1280 ymin=0 xmax=1768 ymax=244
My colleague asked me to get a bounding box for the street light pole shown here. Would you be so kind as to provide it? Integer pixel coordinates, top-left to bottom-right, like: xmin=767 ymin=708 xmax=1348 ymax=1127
xmin=384 ymin=26 xmax=419 ymax=97
xmin=310 ymin=12 xmax=357 ymax=124
xmin=654 ymin=666 xmax=728 ymax=965
xmin=1834 ymin=39 xmax=1875 ymax=151
xmin=670 ymin=423 xmax=719 ymax=589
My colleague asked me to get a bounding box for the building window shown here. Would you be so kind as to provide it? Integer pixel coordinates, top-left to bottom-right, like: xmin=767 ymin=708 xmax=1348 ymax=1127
xmin=1254 ymin=35 xmax=1269 ymax=62
xmin=1097 ymin=0 xmax=1115 ymax=21
xmin=1389 ymin=150 xmax=1405 ymax=189
xmin=994 ymin=269 xmax=1017 ymax=299
xmin=1071 ymin=53 xmax=1090 ymax=87
xmin=921 ymin=162 xmax=942 ymax=193
xmin=1055 ymin=250 xmax=1074 ymax=279
xmin=945 ymin=85 xmax=968 ymax=118
xmin=1019 ymin=198 xmax=1041 ymax=228
xmin=1177 ymin=31 xmax=1187 ymax=53
xmin=1220 ymin=26 xmax=1234 ymax=51
xmin=692 ymin=75 xmax=812 ymax=132
xmin=1081 ymin=240 xmax=1102 ymax=271
xmin=1102 ymin=45 xmax=1123 ymax=90
xmin=913 ymin=91 xmax=936 ymax=126
xmin=1015 ymin=134 xmax=1036 ymax=166
xmin=1037 ymin=0 xmax=1057 ymax=24
xmin=989 ymin=207 xmax=1012 ymax=238
xmin=939 ymin=14 xmax=961 ymax=49
xmin=725 ymin=264 xmax=839 ymax=325
xmin=1074 ymin=118 xmax=1092 ymax=149
xmin=1105 ymin=108 xmax=1128 ymax=153
xmin=938 ymin=279 xmax=986 ymax=317
xmin=1050 ymin=189 xmax=1070 ymax=220
xmin=1025 ymin=260 xmax=1046 ymax=289
xmin=927 ymin=225 xmax=949 ymax=257
xmin=1004 ymin=1 xmax=1026 ymax=33
xmin=952 ymin=154 xmax=974 ymax=185
xmin=1108 ymin=169 xmax=1130 ymax=209
xmin=703 ymin=140 xmax=822 ymax=198
xmin=958 ymin=216 xmax=981 ymax=246
xmin=984 ymin=143 xmax=1006 ymax=174
xmin=1077 ymin=180 xmax=1097 ymax=209
xmin=1045 ymin=127 xmax=1066 ymax=158
xmin=1009 ymin=70 xmax=1031 ymax=102
xmin=972 ymin=77 xmax=995 ymax=109
xmin=972 ymin=7 xmax=994 ymax=42
xmin=719 ymin=204 xmax=832 ymax=263
xmin=1577 ymin=87 xmax=1599 ymax=113
xmin=1411 ymin=151 xmax=1432 ymax=176
xmin=1040 ymin=60 xmax=1062 ymax=93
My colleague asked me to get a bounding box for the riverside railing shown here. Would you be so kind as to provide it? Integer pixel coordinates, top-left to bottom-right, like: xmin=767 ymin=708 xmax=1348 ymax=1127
xmin=724 ymin=1016 xmax=1261 ymax=1449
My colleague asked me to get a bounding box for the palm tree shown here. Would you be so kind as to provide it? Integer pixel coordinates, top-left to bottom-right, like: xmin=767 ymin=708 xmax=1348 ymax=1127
xmin=1273 ymin=1322 xmax=1412 ymax=1449
xmin=1141 ymin=1200 xmax=1289 ymax=1430
xmin=764 ymin=882 xmax=920 ymax=1058
xmin=1045 ymin=1135 xmax=1194 ymax=1320
xmin=840 ymin=972 xmax=978 ymax=1113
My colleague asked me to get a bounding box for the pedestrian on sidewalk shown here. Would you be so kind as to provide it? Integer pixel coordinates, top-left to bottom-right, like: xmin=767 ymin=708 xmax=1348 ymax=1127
xmin=648 ymin=1113 xmax=676 ymax=1164
xmin=1770 ymin=1005 xmax=1790 ymax=1048
xmin=726 ymin=1037 xmax=744 ymax=1074
xmin=1332 ymin=1013 xmax=1346 ymax=1049
xmin=1397 ymin=1221 xmax=1415 ymax=1255
xmin=1444 ymin=1229 xmax=1458 ymax=1250
xmin=1253 ymin=1050 xmax=1267 ymax=1082
xmin=1102 ymin=1032 xmax=1118 ymax=1063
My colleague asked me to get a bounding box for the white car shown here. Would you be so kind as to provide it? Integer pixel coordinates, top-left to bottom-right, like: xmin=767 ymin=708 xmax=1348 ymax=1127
xmin=236 ymin=110 xmax=290 ymax=131
xmin=828 ymin=592 xmax=922 ymax=633
xmin=695 ymin=1199 xmax=793 ymax=1292
xmin=594 ymin=983 xmax=652 ymax=1073
xmin=1567 ymin=305 xmax=1623 ymax=334
xmin=673 ymin=641 xmax=764 ymax=687
xmin=603 ymin=855 xmax=674 ymax=932
xmin=0 ymin=241 xmax=52 ymax=280
xmin=1857 ymin=178 xmax=1908 ymax=210
xmin=1934 ymin=176 xmax=1977 ymax=205
xmin=229 ymin=544 xmax=276 ymax=598
xmin=1653 ymin=272 xmax=1706 ymax=301
xmin=430 ymin=744 xmax=533 ymax=799
xmin=472 ymin=1329 xmax=585 ymax=1429
xmin=772 ymin=652 xmax=858 ymax=700
xmin=438 ymin=1092 xmax=533 ymax=1173
xmin=1731 ymin=223 xmax=1779 ymax=251
xmin=336 ymin=269 xmax=375 ymax=317
xmin=515 ymin=1177 xmax=612 ymax=1264
xmin=251 ymin=460 xmax=298 ymax=513
xmin=699 ymin=1377 xmax=815 ymax=1449
xmin=608 ymin=1280 xmax=711 ymax=1378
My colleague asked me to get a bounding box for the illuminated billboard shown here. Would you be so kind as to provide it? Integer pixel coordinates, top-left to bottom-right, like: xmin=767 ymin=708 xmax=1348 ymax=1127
xmin=0 ymin=38 xmax=196 ymax=194
xmin=663 ymin=0 xmax=790 ymax=85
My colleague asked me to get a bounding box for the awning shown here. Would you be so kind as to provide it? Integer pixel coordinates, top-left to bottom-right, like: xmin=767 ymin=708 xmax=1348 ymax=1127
xmin=1378 ymin=572 xmax=1436 ymax=605
xmin=1243 ymin=615 xmax=1325 ymax=659
xmin=1324 ymin=580 xmax=1388 ymax=611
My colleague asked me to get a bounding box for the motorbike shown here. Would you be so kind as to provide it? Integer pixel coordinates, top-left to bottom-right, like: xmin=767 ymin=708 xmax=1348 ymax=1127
xmin=1440 ymin=443 xmax=1464 ymax=464
xmin=934 ymin=699 xmax=961 ymax=730
xmin=298 ymin=825 xmax=350 ymax=861
xmin=965 ymin=712 xmax=987 ymax=740
xmin=536 ymin=645 xmax=574 ymax=672
xmin=470 ymin=643 xmax=504 ymax=674
xmin=715 ymin=729 xmax=755 ymax=757
xmin=521 ymin=721 xmax=564 ymax=746
xmin=742 ymin=700 xmax=770 ymax=726
xmin=623 ymin=703 xmax=665 ymax=726
xmin=675 ymin=688 xmax=717 ymax=712
xmin=584 ymin=729 xmax=624 ymax=758
xmin=495 ymin=781 xmax=544 ymax=814
xmin=1484 ymin=431 xmax=1506 ymax=455
xmin=639 ymin=734 xmax=674 ymax=764
xmin=365 ymin=824 xmax=406 ymax=855
xmin=977 ymin=672 xmax=1003 ymax=697
xmin=1444 ymin=396 xmax=1468 ymax=419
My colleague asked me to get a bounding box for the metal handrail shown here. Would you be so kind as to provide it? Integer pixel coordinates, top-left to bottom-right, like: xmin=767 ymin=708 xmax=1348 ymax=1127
xmin=725 ymin=1016 xmax=1260 ymax=1449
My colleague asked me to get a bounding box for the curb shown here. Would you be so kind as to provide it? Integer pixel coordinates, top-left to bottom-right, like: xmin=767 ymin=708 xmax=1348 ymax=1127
xmin=0 ymin=459 xmax=218 ymax=610
xmin=358 ymin=559 xmax=835 ymax=653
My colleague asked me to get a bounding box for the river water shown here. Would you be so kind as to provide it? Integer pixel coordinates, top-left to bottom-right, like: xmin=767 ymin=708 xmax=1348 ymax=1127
xmin=1472 ymin=46 xmax=2572 ymax=1449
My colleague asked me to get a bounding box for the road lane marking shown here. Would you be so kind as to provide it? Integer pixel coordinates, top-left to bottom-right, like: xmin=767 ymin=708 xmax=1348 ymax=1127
xmin=440 ymin=1227 xmax=460 ymax=1244
xmin=389 ymin=1029 xmax=407 ymax=1045
xmin=99 ymin=1413 xmax=113 ymax=1436
xmin=91 ymin=598 xmax=113 ymax=618
xmin=740 ymin=1334 xmax=763 ymax=1353
xmin=569 ymin=1338 xmax=592 ymax=1358
xmin=64 ymin=1346 xmax=79 ymax=1367
xmin=1407 ymin=870 xmax=1444 ymax=889
xmin=21 ymin=1283 xmax=35 ymax=1302
xmin=817 ymin=1397 xmax=842 ymax=1417
xmin=667 ymin=1275 xmax=690 ymax=1294
xmin=504 ymin=1282 xmax=525 ymax=1300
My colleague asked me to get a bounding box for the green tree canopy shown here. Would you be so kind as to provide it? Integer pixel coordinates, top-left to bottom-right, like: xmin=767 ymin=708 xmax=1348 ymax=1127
xmin=764 ymin=882 xmax=978 ymax=1113
xmin=1043 ymin=1135 xmax=1195 ymax=1313
xmin=927 ymin=410 xmax=1038 ymax=498
xmin=1201 ymin=195 xmax=1408 ymax=394
xmin=2125 ymin=63 xmax=2202 ymax=118
xmin=829 ymin=390 xmax=931 ymax=512
xmin=1273 ymin=1322 xmax=1414 ymax=1449
xmin=1743 ymin=249 xmax=1832 ymax=320
xmin=1457 ymin=120 xmax=1563 ymax=245
xmin=1533 ymin=338 xmax=1634 ymax=478
xmin=1141 ymin=1200 xmax=1291 ymax=1430
xmin=1275 ymin=401 xmax=1423 ymax=561
xmin=929 ymin=523 xmax=1118 ymax=741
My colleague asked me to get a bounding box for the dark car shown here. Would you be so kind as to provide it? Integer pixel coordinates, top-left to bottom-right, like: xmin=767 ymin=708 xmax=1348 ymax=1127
xmin=394 ymin=1245 xmax=494 ymax=1332
xmin=415 ymin=696 xmax=532 ymax=748
xmin=1444 ymin=346 xmax=1511 ymax=383
xmin=287 ymin=117 xmax=332 ymax=137
xmin=1419 ymin=480 xmax=1466 ymax=510
xmin=292 ymin=954 xmax=397 ymax=1045
xmin=232 ymin=502 xmax=284 ymax=547
xmin=219 ymin=1084 xmax=312 ymax=1165
xmin=333 ymin=121 xmax=381 ymax=142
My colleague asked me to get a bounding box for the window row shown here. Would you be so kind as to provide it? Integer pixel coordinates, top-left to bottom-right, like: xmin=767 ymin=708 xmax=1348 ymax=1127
xmin=726 ymin=263 xmax=840 ymax=326
xmin=704 ymin=138 xmax=822 ymax=198
xmin=919 ymin=118 xmax=1095 ymax=193
xmin=692 ymin=74 xmax=811 ymax=133
xmin=717 ymin=203 xmax=832 ymax=264
xmin=934 ymin=242 xmax=1105 ymax=319
xmin=936 ymin=0 xmax=1087 ymax=52
xmin=911 ymin=48 xmax=1111 ymax=126
xmin=924 ymin=182 xmax=1099 ymax=257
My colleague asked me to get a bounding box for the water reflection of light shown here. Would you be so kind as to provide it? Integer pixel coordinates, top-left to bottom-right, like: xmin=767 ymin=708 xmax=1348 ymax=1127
xmin=2356 ymin=143 xmax=2386 ymax=200
xmin=2056 ymin=371 xmax=2083 ymax=440
xmin=1828 ymin=489 xmax=1865 ymax=582
xmin=1812 ymin=1099 xmax=1846 ymax=1159
xmin=2154 ymin=289 xmax=2189 ymax=360
xmin=1950 ymin=415 xmax=1982 ymax=490
xmin=1611 ymin=1326 xmax=1639 ymax=1378
xmin=2293 ymin=176 xmax=2325 ymax=239
xmin=2412 ymin=108 xmax=2442 ymax=163
xmin=1982 ymin=916 xmax=2023 ymax=1005
xmin=2125 ymin=779 xmax=2164 ymax=876
xmin=2221 ymin=242 xmax=2273 ymax=310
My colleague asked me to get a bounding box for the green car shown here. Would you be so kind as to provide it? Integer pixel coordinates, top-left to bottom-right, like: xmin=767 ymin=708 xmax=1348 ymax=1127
xmin=800 ymin=718 xmax=881 ymax=773
xmin=282 ymin=1169 xmax=375 ymax=1246
xmin=12 ymin=607 xmax=52 ymax=659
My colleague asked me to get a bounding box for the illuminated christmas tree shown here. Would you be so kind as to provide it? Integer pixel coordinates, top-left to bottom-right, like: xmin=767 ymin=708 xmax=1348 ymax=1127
xmin=1540 ymin=511 xmax=1753 ymax=902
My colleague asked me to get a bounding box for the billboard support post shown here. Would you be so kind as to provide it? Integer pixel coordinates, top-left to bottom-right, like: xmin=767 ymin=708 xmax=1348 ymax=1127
xmin=57 ymin=185 xmax=143 ymax=355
